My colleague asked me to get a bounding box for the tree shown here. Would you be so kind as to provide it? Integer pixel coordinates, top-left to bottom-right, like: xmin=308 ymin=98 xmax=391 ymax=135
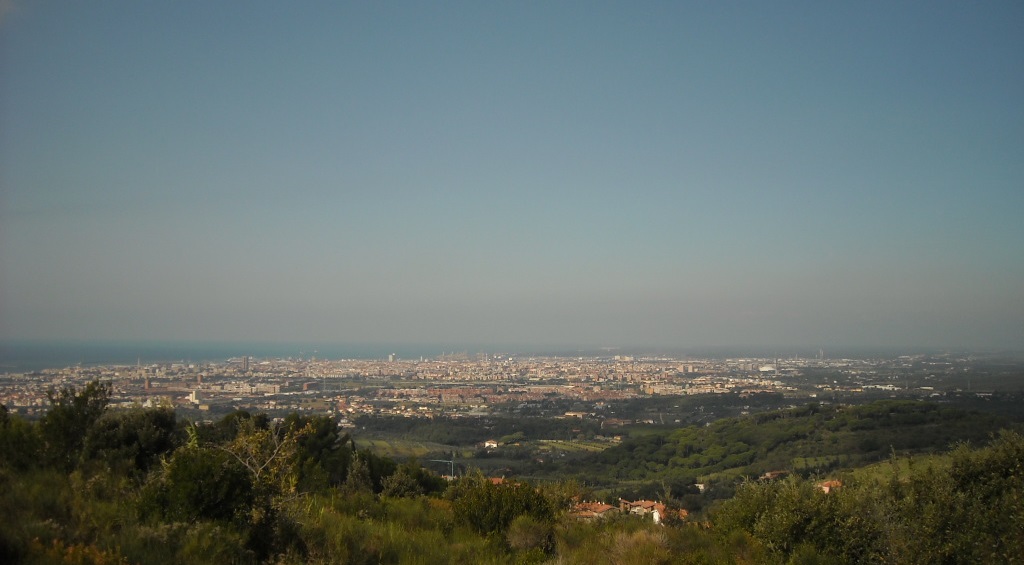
xmin=343 ymin=448 xmax=396 ymax=493
xmin=283 ymin=414 xmax=353 ymax=490
xmin=219 ymin=417 xmax=298 ymax=497
xmin=39 ymin=380 xmax=111 ymax=470
xmin=0 ymin=410 xmax=39 ymax=471
xmin=140 ymin=446 xmax=254 ymax=524
xmin=196 ymin=410 xmax=268 ymax=444
xmin=448 ymin=472 xmax=553 ymax=535
xmin=82 ymin=407 xmax=178 ymax=476
xmin=381 ymin=465 xmax=423 ymax=498
xmin=379 ymin=458 xmax=446 ymax=498
xmin=342 ymin=452 xmax=374 ymax=495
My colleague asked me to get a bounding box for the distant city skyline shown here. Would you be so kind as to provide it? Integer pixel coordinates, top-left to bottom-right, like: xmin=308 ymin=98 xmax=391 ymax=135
xmin=1 ymin=2 xmax=1022 ymax=351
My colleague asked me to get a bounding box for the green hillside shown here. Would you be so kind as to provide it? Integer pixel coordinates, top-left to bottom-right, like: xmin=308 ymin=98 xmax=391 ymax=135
xmin=709 ymin=429 xmax=1024 ymax=563
xmin=576 ymin=400 xmax=1013 ymax=484
xmin=2 ymin=384 xmax=1022 ymax=564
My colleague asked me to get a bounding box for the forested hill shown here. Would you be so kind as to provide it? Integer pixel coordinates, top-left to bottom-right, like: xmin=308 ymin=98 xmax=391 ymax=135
xmin=578 ymin=400 xmax=1015 ymax=483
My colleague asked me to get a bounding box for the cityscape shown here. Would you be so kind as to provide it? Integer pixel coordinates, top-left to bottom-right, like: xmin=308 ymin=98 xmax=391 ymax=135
xmin=3 ymin=349 xmax=1007 ymax=423
xmin=1 ymin=1 xmax=1021 ymax=562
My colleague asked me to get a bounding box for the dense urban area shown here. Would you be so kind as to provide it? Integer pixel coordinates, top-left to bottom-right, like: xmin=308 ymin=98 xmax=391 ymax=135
xmin=1 ymin=350 xmax=1008 ymax=422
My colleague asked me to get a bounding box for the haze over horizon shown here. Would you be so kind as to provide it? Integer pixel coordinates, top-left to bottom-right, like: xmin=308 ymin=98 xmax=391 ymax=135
xmin=1 ymin=2 xmax=1022 ymax=352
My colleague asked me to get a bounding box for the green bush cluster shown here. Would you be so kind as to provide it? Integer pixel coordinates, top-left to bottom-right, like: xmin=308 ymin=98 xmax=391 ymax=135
xmin=0 ymin=381 xmax=565 ymax=563
xmin=711 ymin=430 xmax=1024 ymax=563
xmin=2 ymin=382 xmax=1022 ymax=564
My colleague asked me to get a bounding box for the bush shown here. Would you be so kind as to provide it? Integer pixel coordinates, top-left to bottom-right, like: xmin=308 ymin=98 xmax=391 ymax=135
xmin=82 ymin=407 xmax=178 ymax=476
xmin=506 ymin=514 xmax=553 ymax=553
xmin=449 ymin=474 xmax=553 ymax=536
xmin=140 ymin=446 xmax=253 ymax=524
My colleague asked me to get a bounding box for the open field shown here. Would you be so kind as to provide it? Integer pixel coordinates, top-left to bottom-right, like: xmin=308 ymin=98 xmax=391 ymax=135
xmin=536 ymin=439 xmax=612 ymax=453
xmin=356 ymin=438 xmax=468 ymax=459
xmin=847 ymin=451 xmax=954 ymax=485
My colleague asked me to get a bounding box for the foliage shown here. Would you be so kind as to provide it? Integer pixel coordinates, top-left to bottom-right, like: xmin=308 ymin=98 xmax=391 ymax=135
xmin=505 ymin=514 xmax=553 ymax=553
xmin=0 ymin=410 xmax=40 ymax=471
xmin=355 ymin=414 xmax=603 ymax=446
xmin=381 ymin=458 xmax=448 ymax=498
xmin=283 ymin=413 xmax=352 ymax=490
xmin=447 ymin=472 xmax=553 ymax=536
xmin=581 ymin=400 xmax=1013 ymax=485
xmin=381 ymin=464 xmax=424 ymax=497
xmin=3 ymin=397 xmax=1022 ymax=564
xmin=711 ymin=430 xmax=1024 ymax=563
xmin=342 ymin=452 xmax=374 ymax=495
xmin=81 ymin=407 xmax=178 ymax=477
xmin=39 ymin=381 xmax=111 ymax=470
xmin=362 ymin=448 xmax=399 ymax=492
xmin=192 ymin=409 xmax=270 ymax=444
xmin=220 ymin=416 xmax=299 ymax=497
xmin=140 ymin=446 xmax=254 ymax=524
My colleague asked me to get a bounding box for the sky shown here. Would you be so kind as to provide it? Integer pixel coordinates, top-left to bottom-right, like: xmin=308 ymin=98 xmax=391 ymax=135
xmin=1 ymin=1 xmax=1022 ymax=352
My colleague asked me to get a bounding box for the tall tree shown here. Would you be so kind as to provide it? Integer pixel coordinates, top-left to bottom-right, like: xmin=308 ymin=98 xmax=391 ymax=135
xmin=38 ymin=380 xmax=110 ymax=470
xmin=81 ymin=407 xmax=178 ymax=476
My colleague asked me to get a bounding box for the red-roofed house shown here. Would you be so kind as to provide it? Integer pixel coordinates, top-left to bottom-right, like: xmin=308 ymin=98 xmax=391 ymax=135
xmin=571 ymin=501 xmax=619 ymax=521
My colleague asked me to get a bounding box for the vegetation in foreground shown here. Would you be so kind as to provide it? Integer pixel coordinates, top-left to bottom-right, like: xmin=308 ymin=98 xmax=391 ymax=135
xmin=1 ymin=381 xmax=1021 ymax=564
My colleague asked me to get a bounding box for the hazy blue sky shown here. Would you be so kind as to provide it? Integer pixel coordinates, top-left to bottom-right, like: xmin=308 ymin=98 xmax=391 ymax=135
xmin=1 ymin=1 xmax=1022 ymax=351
